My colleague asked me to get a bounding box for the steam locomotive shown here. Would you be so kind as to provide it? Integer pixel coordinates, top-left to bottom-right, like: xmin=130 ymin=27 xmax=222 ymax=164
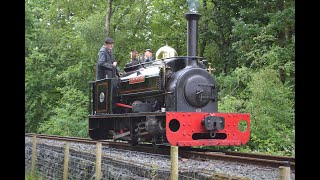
xmin=88 ymin=9 xmax=250 ymax=147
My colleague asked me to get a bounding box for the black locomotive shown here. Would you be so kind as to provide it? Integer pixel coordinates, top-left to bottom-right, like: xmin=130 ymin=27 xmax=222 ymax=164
xmin=88 ymin=8 xmax=250 ymax=147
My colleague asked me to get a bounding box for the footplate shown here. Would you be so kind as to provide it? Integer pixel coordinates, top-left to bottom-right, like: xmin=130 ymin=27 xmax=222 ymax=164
xmin=166 ymin=112 xmax=250 ymax=147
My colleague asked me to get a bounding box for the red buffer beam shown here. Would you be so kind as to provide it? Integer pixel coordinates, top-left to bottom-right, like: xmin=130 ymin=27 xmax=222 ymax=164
xmin=166 ymin=112 xmax=250 ymax=147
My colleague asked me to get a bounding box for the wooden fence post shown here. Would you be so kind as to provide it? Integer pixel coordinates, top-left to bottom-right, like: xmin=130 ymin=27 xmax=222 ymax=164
xmin=95 ymin=142 xmax=102 ymax=180
xmin=279 ymin=165 xmax=291 ymax=180
xmin=31 ymin=135 xmax=37 ymax=178
xmin=63 ymin=142 xmax=70 ymax=180
xmin=170 ymin=146 xmax=178 ymax=180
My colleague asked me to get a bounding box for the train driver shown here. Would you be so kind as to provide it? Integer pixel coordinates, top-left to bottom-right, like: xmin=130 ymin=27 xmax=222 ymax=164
xmin=96 ymin=37 xmax=120 ymax=80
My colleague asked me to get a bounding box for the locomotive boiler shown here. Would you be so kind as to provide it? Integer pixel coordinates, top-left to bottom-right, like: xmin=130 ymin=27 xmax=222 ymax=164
xmin=88 ymin=2 xmax=250 ymax=147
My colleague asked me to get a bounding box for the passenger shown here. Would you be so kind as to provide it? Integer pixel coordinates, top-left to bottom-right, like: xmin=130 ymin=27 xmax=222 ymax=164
xmin=144 ymin=49 xmax=155 ymax=62
xmin=132 ymin=50 xmax=140 ymax=62
xmin=125 ymin=50 xmax=139 ymax=68
xmin=96 ymin=37 xmax=120 ymax=80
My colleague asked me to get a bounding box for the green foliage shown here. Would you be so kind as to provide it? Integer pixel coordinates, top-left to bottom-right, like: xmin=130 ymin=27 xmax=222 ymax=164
xmin=25 ymin=169 xmax=44 ymax=180
xmin=219 ymin=95 xmax=246 ymax=113
xmin=74 ymin=12 xmax=106 ymax=52
xmin=25 ymin=47 xmax=61 ymax=132
xmin=248 ymin=127 xmax=295 ymax=156
xmin=244 ymin=68 xmax=294 ymax=155
xmin=246 ymin=68 xmax=294 ymax=126
xmin=25 ymin=0 xmax=97 ymax=133
xmin=38 ymin=87 xmax=88 ymax=137
xmin=200 ymin=0 xmax=241 ymax=74
xmin=216 ymin=66 xmax=252 ymax=99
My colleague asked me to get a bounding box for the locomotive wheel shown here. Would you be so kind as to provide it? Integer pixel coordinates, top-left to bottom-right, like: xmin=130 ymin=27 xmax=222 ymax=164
xmin=89 ymin=128 xmax=108 ymax=140
xmin=152 ymin=142 xmax=160 ymax=148
xmin=128 ymin=140 xmax=138 ymax=146
xmin=151 ymin=138 xmax=161 ymax=148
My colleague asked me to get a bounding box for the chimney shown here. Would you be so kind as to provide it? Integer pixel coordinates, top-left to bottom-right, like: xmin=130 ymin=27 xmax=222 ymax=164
xmin=185 ymin=0 xmax=201 ymax=66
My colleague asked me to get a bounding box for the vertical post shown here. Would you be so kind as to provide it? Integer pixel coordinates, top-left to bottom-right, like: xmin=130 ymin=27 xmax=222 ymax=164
xmin=95 ymin=142 xmax=102 ymax=180
xmin=208 ymin=63 xmax=212 ymax=74
xmin=63 ymin=142 xmax=70 ymax=180
xmin=31 ymin=135 xmax=37 ymax=178
xmin=279 ymin=165 xmax=291 ymax=180
xmin=89 ymin=82 xmax=92 ymax=115
xmin=170 ymin=146 xmax=178 ymax=180
xmin=89 ymin=81 xmax=95 ymax=115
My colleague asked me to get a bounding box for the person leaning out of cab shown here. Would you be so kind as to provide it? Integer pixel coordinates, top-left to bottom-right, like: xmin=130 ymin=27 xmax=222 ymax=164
xmin=96 ymin=37 xmax=121 ymax=80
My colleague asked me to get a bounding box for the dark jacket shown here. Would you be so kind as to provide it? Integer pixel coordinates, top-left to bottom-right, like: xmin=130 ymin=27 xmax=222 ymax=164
xmin=96 ymin=46 xmax=119 ymax=80
xmin=145 ymin=56 xmax=155 ymax=62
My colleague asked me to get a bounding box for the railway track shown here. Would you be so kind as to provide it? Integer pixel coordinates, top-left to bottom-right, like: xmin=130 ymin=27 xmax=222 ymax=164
xmin=25 ymin=133 xmax=295 ymax=171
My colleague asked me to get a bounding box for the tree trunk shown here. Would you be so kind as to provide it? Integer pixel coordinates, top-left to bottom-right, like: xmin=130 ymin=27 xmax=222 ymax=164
xmin=199 ymin=0 xmax=208 ymax=58
xmin=105 ymin=0 xmax=112 ymax=36
xmin=277 ymin=0 xmax=286 ymax=84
